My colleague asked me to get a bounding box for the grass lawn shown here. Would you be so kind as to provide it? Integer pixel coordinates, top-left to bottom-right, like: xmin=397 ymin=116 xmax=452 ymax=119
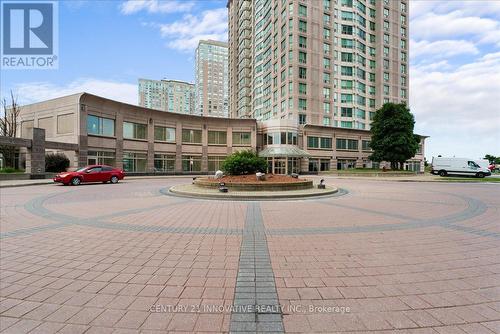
xmin=327 ymin=168 xmax=416 ymax=174
xmin=437 ymin=176 xmax=500 ymax=182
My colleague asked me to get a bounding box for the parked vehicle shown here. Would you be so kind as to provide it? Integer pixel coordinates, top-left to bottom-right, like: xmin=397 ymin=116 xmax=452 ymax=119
xmin=431 ymin=157 xmax=491 ymax=178
xmin=53 ymin=165 xmax=125 ymax=185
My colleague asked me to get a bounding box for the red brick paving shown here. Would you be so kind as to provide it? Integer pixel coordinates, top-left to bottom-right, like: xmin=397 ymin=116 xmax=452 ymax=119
xmin=1 ymin=178 xmax=499 ymax=333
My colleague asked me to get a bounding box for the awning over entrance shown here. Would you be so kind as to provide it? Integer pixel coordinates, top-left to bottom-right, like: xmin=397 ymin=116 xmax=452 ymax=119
xmin=258 ymin=146 xmax=312 ymax=158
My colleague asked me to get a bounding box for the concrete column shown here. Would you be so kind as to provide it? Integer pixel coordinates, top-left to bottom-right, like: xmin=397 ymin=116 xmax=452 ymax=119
xmin=175 ymin=122 xmax=183 ymax=172
xmin=202 ymin=124 xmax=208 ymax=172
xmin=26 ymin=128 xmax=45 ymax=174
xmin=147 ymin=118 xmax=154 ymax=172
xmin=115 ymin=113 xmax=124 ymax=170
xmin=227 ymin=127 xmax=233 ymax=155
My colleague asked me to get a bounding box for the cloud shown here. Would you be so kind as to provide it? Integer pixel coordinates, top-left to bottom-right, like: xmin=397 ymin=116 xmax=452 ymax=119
xmin=158 ymin=8 xmax=228 ymax=52
xmin=11 ymin=79 xmax=137 ymax=106
xmin=411 ymin=52 xmax=500 ymax=159
xmin=411 ymin=11 xmax=499 ymax=42
xmin=410 ymin=1 xmax=500 ymax=20
xmin=120 ymin=0 xmax=194 ymax=15
xmin=410 ymin=39 xmax=479 ymax=60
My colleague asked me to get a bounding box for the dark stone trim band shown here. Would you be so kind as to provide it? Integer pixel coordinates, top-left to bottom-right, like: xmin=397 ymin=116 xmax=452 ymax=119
xmin=230 ymin=202 xmax=284 ymax=333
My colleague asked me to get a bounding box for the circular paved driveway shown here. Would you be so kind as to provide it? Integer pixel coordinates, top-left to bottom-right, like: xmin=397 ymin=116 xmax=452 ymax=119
xmin=0 ymin=177 xmax=499 ymax=333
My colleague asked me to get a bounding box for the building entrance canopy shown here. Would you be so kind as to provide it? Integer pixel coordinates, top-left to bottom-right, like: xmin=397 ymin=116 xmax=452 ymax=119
xmin=258 ymin=145 xmax=312 ymax=158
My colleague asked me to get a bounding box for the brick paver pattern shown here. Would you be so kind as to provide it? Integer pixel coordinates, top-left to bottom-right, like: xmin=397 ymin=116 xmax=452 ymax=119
xmin=0 ymin=177 xmax=499 ymax=333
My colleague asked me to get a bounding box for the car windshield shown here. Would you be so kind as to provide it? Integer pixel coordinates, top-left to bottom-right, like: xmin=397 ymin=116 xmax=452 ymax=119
xmin=76 ymin=167 xmax=87 ymax=172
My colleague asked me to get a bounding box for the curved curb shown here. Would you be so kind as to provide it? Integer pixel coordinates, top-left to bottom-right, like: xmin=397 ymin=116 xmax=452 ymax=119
xmin=167 ymin=185 xmax=342 ymax=201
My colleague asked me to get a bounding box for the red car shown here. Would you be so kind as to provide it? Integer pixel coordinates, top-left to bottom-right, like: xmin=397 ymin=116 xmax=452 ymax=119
xmin=54 ymin=165 xmax=125 ymax=186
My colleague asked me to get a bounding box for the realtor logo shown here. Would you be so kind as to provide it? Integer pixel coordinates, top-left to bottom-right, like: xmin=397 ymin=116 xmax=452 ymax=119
xmin=1 ymin=1 xmax=58 ymax=69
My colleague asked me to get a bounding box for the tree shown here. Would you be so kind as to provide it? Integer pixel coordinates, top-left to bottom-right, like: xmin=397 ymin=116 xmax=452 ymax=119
xmin=484 ymin=154 xmax=500 ymax=164
xmin=0 ymin=91 xmax=21 ymax=169
xmin=369 ymin=103 xmax=420 ymax=170
xmin=45 ymin=153 xmax=70 ymax=173
xmin=221 ymin=150 xmax=267 ymax=175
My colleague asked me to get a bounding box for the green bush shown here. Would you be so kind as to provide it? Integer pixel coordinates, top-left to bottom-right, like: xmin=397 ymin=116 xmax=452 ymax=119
xmin=0 ymin=167 xmax=23 ymax=173
xmin=221 ymin=150 xmax=267 ymax=175
xmin=45 ymin=153 xmax=70 ymax=173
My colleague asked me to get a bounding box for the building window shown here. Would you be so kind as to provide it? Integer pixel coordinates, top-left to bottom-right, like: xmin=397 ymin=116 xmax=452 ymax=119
xmin=341 ymin=52 xmax=353 ymax=62
xmin=308 ymin=136 xmax=332 ymax=149
xmin=362 ymin=140 xmax=371 ymax=151
xmin=323 ymin=101 xmax=331 ymax=113
xmin=298 ymin=51 xmax=307 ymax=64
xmin=323 ymin=27 xmax=331 ymax=39
xmin=341 ymin=80 xmax=353 ymax=89
xmin=323 ymin=57 xmax=331 ymax=69
xmin=340 ymin=94 xmax=353 ymax=103
xmin=87 ymin=150 xmax=115 ymax=166
xmin=299 ymin=114 xmax=306 ymax=124
xmin=87 ymin=115 xmax=115 ymax=137
xmin=232 ymin=132 xmax=251 ymax=145
xmin=298 ymin=36 xmax=307 ymax=48
xmin=298 ymin=98 xmax=307 ymax=110
xmin=298 ymin=19 xmax=307 ymax=32
xmin=154 ymin=126 xmax=175 ymax=142
xmin=340 ymin=121 xmax=353 ymax=128
xmin=123 ymin=121 xmax=146 ymax=140
xmin=182 ymin=129 xmax=202 ymax=144
xmin=182 ymin=155 xmax=202 ymax=172
xmin=336 ymin=138 xmax=358 ymax=150
xmin=298 ymin=83 xmax=307 ymax=95
xmin=323 ymin=117 xmax=330 ymax=126
xmin=154 ymin=154 xmax=175 ymax=172
xmin=123 ymin=152 xmax=147 ymax=172
xmin=208 ymin=156 xmax=226 ymax=172
xmin=323 ymin=87 xmax=330 ymax=99
xmin=299 ymin=67 xmax=307 ymax=79
xmin=298 ymin=4 xmax=307 ymax=17
xmin=341 ymin=107 xmax=353 ymax=117
xmin=208 ymin=130 xmax=227 ymax=145
xmin=341 ymin=38 xmax=354 ymax=48
xmin=383 ymin=20 xmax=390 ymax=31
xmin=341 ymin=66 xmax=353 ymax=76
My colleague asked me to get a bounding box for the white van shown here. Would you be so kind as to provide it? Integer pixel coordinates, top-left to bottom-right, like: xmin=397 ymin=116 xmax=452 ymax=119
xmin=431 ymin=157 xmax=491 ymax=178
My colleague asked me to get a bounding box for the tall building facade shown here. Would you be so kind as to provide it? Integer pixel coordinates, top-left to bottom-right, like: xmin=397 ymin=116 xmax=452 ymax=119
xmin=228 ymin=0 xmax=409 ymax=130
xmin=195 ymin=40 xmax=229 ymax=117
xmin=138 ymin=78 xmax=195 ymax=115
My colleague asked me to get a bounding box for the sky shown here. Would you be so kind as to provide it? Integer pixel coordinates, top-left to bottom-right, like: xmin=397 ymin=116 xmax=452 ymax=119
xmin=1 ymin=0 xmax=499 ymax=161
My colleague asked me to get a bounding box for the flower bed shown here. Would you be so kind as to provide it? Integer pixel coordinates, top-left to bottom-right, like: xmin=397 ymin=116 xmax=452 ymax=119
xmin=193 ymin=174 xmax=313 ymax=191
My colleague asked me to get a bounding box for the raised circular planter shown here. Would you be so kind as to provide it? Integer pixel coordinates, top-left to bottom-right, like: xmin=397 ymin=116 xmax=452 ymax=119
xmin=193 ymin=176 xmax=313 ymax=191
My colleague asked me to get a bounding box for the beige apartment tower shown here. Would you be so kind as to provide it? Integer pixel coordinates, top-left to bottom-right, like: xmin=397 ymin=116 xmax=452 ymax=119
xmin=195 ymin=40 xmax=229 ymax=117
xmin=228 ymin=0 xmax=409 ymax=130
xmin=138 ymin=78 xmax=195 ymax=115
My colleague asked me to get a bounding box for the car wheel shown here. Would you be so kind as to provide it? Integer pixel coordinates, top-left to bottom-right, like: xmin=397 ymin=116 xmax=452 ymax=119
xmin=439 ymin=170 xmax=447 ymax=177
xmin=110 ymin=176 xmax=119 ymax=184
xmin=71 ymin=177 xmax=81 ymax=186
xmin=476 ymin=172 xmax=485 ymax=178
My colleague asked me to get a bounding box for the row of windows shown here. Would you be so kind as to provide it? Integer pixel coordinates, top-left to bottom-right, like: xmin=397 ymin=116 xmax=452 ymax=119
xmin=264 ymin=131 xmax=298 ymax=145
xmin=87 ymin=115 xmax=251 ymax=145
xmin=307 ymin=137 xmax=371 ymax=151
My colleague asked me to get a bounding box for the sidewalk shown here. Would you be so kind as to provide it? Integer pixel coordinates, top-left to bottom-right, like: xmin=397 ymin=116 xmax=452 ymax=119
xmin=0 ymin=175 xmax=199 ymax=188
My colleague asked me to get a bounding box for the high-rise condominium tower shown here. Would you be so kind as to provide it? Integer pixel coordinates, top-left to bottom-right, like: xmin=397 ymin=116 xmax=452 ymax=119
xmin=228 ymin=0 xmax=409 ymax=130
xmin=138 ymin=79 xmax=195 ymax=115
xmin=195 ymin=40 xmax=229 ymax=117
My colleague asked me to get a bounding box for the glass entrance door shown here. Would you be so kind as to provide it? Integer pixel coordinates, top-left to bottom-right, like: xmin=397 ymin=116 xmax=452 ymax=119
xmin=274 ymin=158 xmax=286 ymax=174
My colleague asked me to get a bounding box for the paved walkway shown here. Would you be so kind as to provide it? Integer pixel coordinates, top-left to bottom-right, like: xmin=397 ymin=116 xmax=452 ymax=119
xmin=0 ymin=177 xmax=499 ymax=333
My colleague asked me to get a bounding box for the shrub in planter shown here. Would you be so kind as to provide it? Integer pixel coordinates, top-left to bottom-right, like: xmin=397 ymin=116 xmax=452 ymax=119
xmin=221 ymin=150 xmax=267 ymax=175
xmin=45 ymin=153 xmax=70 ymax=173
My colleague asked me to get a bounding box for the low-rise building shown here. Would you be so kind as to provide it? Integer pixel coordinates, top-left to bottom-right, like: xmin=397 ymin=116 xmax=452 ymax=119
xmin=16 ymin=93 xmax=425 ymax=174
